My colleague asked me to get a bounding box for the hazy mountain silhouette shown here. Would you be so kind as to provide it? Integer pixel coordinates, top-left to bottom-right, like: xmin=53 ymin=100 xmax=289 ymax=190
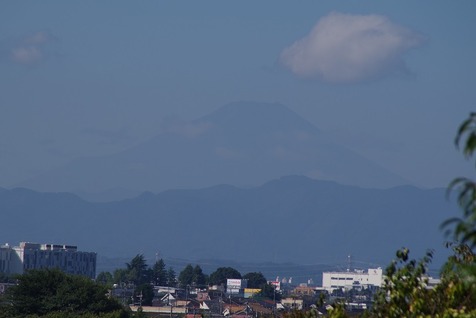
xmin=19 ymin=101 xmax=407 ymax=198
xmin=1 ymin=176 xmax=454 ymax=266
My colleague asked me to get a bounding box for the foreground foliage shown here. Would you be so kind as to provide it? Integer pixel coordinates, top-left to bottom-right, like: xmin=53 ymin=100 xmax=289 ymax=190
xmin=0 ymin=269 xmax=129 ymax=318
xmin=366 ymin=247 xmax=476 ymax=318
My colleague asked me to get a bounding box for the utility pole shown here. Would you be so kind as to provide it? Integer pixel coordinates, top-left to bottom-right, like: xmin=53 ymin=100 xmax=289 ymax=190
xmin=169 ymin=291 xmax=172 ymax=318
xmin=273 ymin=285 xmax=276 ymax=318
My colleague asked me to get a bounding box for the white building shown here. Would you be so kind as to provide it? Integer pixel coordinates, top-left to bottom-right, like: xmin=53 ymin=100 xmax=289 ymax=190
xmin=322 ymin=268 xmax=383 ymax=291
xmin=0 ymin=242 xmax=96 ymax=279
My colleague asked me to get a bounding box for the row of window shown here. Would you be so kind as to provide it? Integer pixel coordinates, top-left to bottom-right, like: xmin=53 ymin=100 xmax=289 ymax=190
xmin=330 ymin=277 xmax=354 ymax=280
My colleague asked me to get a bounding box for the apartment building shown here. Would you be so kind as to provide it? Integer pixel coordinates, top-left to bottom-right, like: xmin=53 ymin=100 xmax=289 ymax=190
xmin=0 ymin=242 xmax=96 ymax=279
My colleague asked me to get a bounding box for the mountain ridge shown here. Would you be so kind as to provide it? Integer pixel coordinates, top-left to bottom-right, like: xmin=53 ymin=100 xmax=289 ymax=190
xmin=17 ymin=101 xmax=408 ymax=199
xmin=1 ymin=175 xmax=454 ymax=267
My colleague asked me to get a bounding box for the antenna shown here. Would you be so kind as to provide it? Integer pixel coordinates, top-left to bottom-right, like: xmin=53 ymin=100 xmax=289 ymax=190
xmin=347 ymin=255 xmax=352 ymax=272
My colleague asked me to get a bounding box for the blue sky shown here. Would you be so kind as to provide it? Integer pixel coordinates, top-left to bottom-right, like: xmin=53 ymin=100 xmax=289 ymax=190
xmin=1 ymin=1 xmax=475 ymax=189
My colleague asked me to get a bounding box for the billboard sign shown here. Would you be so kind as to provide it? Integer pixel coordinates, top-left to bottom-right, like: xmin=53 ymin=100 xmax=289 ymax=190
xmin=227 ymin=279 xmax=242 ymax=288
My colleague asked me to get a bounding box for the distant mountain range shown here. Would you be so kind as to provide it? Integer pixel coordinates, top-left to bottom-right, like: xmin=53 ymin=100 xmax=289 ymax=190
xmin=1 ymin=176 xmax=456 ymax=268
xmin=17 ymin=101 xmax=408 ymax=200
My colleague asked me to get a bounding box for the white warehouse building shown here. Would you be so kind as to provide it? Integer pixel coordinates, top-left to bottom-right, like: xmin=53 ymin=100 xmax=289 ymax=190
xmin=0 ymin=242 xmax=96 ymax=279
xmin=322 ymin=268 xmax=383 ymax=291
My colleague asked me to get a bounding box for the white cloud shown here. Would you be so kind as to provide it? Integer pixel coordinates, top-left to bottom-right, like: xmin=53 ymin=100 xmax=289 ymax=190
xmin=8 ymin=31 xmax=57 ymax=65
xmin=10 ymin=46 xmax=43 ymax=64
xmin=280 ymin=12 xmax=424 ymax=83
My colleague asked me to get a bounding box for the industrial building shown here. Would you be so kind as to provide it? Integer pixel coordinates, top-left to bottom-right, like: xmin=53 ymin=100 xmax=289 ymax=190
xmin=322 ymin=267 xmax=383 ymax=291
xmin=0 ymin=242 xmax=96 ymax=279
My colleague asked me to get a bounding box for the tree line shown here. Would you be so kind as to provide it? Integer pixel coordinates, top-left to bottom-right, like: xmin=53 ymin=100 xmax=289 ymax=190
xmin=0 ymin=255 xmax=274 ymax=317
xmin=95 ymin=255 xmax=277 ymax=306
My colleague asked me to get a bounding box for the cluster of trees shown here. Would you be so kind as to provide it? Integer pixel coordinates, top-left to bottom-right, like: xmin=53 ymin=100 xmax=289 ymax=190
xmin=97 ymin=255 xmax=177 ymax=288
xmin=96 ymin=256 xmax=278 ymax=305
xmin=95 ymin=255 xmax=177 ymax=306
xmin=0 ymin=272 xmax=15 ymax=284
xmin=0 ymin=256 xmax=277 ymax=317
xmin=0 ymin=269 xmax=129 ymax=318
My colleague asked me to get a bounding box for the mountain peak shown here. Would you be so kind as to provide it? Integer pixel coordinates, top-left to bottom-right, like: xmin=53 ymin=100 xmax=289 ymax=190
xmin=199 ymin=101 xmax=320 ymax=135
xmin=18 ymin=101 xmax=407 ymax=195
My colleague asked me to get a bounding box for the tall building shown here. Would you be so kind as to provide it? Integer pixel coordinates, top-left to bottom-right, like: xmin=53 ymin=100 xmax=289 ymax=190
xmin=0 ymin=244 xmax=14 ymax=274
xmin=0 ymin=242 xmax=96 ymax=279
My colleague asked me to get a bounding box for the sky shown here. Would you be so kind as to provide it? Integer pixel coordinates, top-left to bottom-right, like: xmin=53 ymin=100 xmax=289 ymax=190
xmin=1 ymin=1 xmax=475 ymax=190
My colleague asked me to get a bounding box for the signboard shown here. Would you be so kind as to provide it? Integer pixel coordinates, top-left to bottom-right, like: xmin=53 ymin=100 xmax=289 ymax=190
xmin=244 ymin=288 xmax=261 ymax=293
xmin=227 ymin=279 xmax=242 ymax=288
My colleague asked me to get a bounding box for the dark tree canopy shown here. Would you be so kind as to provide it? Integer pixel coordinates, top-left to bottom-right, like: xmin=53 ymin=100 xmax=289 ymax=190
xmin=166 ymin=267 xmax=177 ymax=287
xmin=258 ymin=283 xmax=281 ymax=301
xmin=209 ymin=267 xmax=241 ymax=286
xmin=193 ymin=265 xmax=207 ymax=287
xmin=96 ymin=271 xmax=114 ymax=286
xmin=243 ymin=272 xmax=267 ymax=289
xmin=135 ymin=284 xmax=154 ymax=307
xmin=112 ymin=268 xmax=128 ymax=285
xmin=0 ymin=272 xmax=14 ymax=283
xmin=177 ymin=264 xmax=208 ymax=288
xmin=152 ymin=259 xmax=167 ymax=286
xmin=2 ymin=269 xmax=125 ymax=317
xmin=445 ymin=112 xmax=476 ymax=249
xmin=125 ymin=254 xmax=151 ymax=285
xmin=178 ymin=264 xmax=194 ymax=288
